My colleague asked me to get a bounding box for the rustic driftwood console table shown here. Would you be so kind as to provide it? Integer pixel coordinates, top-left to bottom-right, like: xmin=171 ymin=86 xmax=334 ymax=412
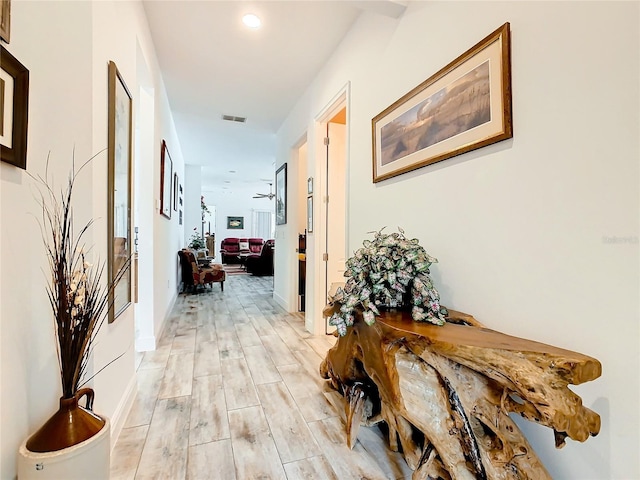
xmin=320 ymin=308 xmax=601 ymax=479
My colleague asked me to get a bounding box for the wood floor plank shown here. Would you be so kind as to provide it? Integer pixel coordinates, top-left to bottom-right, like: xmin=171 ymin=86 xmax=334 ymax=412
xmin=293 ymin=348 xmax=325 ymax=380
xmin=305 ymin=335 xmax=336 ymax=358
xmin=217 ymin=328 xmax=244 ymax=360
xmin=283 ymin=455 xmax=339 ymax=480
xmin=308 ymin=416 xmax=389 ymax=480
xmin=171 ymin=327 xmax=197 ymax=354
xmin=196 ymin=322 xmax=217 ymax=344
xmin=272 ymin=320 xmax=314 ymax=352
xmin=194 ymin=340 xmax=221 ymax=378
xmin=125 ymin=367 xmax=164 ymax=428
xmin=187 ymin=439 xmax=236 ymax=480
xmin=261 ymin=334 xmax=298 ymax=366
xmin=235 ymin=321 xmax=263 ymax=348
xmin=243 ymin=344 xmax=282 ymax=385
xmin=158 ymin=352 xmax=194 ymax=399
xmin=109 ymin=425 xmax=148 ymax=480
xmin=139 ymin=344 xmax=171 ymax=371
xmin=189 ymin=375 xmax=230 ymax=445
xmin=229 ymin=406 xmax=287 ymax=480
xmin=357 ymin=424 xmax=413 ymax=480
xmin=278 ymin=364 xmax=337 ymax=422
xmin=220 ymin=356 xmax=260 ymax=410
xmin=136 ymin=397 xmax=191 ymax=480
xmin=250 ymin=313 xmax=277 ymax=337
xmin=257 ymin=382 xmax=319 ymax=463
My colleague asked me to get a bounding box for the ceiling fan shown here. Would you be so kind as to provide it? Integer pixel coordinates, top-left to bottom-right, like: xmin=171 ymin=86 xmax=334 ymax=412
xmin=253 ymin=182 xmax=275 ymax=200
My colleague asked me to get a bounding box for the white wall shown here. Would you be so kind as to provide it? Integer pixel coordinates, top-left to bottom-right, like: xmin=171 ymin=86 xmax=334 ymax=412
xmin=184 ymin=165 xmax=202 ymax=246
xmin=276 ymin=2 xmax=639 ymax=479
xmin=0 ymin=1 xmax=184 ymax=478
xmin=0 ymin=4 xmax=94 ymax=477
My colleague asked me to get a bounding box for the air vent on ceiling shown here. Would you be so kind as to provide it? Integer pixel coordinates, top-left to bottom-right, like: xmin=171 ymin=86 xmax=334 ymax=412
xmin=222 ymin=114 xmax=247 ymax=123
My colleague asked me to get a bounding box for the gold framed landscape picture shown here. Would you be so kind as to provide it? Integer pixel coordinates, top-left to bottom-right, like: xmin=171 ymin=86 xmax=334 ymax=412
xmin=372 ymin=23 xmax=512 ymax=183
xmin=107 ymin=60 xmax=132 ymax=323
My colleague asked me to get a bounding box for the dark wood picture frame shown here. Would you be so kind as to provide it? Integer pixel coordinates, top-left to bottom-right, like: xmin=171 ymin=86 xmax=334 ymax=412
xmin=160 ymin=139 xmax=172 ymax=219
xmin=372 ymin=23 xmax=512 ymax=182
xmin=275 ymin=162 xmax=287 ymax=225
xmin=0 ymin=0 xmax=10 ymax=43
xmin=107 ymin=60 xmax=132 ymax=323
xmin=0 ymin=44 xmax=28 ymax=169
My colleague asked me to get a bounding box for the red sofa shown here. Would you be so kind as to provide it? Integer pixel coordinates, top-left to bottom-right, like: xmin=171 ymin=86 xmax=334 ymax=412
xmin=221 ymin=237 xmax=264 ymax=263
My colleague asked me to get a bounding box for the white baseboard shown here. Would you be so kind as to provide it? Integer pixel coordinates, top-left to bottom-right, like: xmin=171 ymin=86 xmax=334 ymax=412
xmin=154 ymin=293 xmax=177 ymax=343
xmin=109 ymin=374 xmax=137 ymax=452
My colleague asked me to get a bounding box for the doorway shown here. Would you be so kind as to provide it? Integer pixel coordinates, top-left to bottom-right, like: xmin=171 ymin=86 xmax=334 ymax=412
xmin=322 ymin=103 xmax=347 ymax=334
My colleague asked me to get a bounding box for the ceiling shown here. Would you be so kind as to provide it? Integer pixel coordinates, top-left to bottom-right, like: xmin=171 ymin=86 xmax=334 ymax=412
xmin=142 ymin=1 xmax=406 ymax=200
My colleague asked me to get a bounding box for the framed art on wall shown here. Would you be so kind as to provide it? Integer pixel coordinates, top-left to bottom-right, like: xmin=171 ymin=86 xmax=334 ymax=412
xmin=107 ymin=60 xmax=132 ymax=323
xmin=0 ymin=0 xmax=10 ymax=43
xmin=307 ymin=177 xmax=313 ymax=194
xmin=227 ymin=216 xmax=244 ymax=229
xmin=275 ymin=163 xmax=287 ymax=225
xmin=160 ymin=139 xmax=172 ymax=219
xmin=0 ymin=45 xmax=28 ymax=169
xmin=173 ymin=173 xmax=178 ymax=211
xmin=372 ymin=23 xmax=512 ymax=183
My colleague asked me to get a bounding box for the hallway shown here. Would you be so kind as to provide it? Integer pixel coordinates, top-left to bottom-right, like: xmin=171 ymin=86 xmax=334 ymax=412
xmin=110 ymin=274 xmax=412 ymax=479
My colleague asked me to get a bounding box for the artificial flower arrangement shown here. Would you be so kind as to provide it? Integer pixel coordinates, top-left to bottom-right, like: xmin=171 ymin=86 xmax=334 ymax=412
xmin=328 ymin=227 xmax=448 ymax=336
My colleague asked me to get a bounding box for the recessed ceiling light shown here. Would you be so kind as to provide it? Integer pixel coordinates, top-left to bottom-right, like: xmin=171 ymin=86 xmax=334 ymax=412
xmin=229 ymin=170 xmax=236 ymax=174
xmin=242 ymin=13 xmax=261 ymax=29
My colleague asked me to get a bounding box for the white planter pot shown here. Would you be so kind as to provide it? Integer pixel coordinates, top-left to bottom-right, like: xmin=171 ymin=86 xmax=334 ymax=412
xmin=17 ymin=418 xmax=110 ymax=480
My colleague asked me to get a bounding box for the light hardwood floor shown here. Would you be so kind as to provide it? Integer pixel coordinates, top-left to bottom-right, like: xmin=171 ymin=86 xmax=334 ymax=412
xmin=110 ymin=274 xmax=412 ymax=480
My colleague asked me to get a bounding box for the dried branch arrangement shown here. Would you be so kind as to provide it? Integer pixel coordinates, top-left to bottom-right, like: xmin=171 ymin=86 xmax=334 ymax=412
xmin=31 ymin=153 xmax=130 ymax=398
xmin=320 ymin=308 xmax=601 ymax=479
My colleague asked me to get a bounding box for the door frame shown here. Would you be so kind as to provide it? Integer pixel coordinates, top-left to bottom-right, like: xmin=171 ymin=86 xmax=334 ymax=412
xmin=307 ymin=83 xmax=350 ymax=335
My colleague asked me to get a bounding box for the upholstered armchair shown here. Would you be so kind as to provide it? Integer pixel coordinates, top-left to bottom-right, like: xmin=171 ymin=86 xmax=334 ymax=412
xmin=248 ymin=238 xmax=264 ymax=253
xmin=219 ymin=237 xmax=241 ymax=264
xmin=245 ymin=239 xmax=274 ymax=276
xmin=178 ymin=249 xmax=226 ymax=292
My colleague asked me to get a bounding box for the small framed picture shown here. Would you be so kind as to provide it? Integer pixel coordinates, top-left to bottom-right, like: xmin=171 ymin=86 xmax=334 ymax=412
xmin=307 ymin=177 xmax=313 ymax=194
xmin=227 ymin=216 xmax=244 ymax=230
xmin=173 ymin=173 xmax=178 ymax=211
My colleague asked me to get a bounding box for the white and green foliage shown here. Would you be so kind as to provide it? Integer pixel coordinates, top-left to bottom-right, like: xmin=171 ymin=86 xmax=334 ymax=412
xmin=329 ymin=227 xmax=447 ymax=336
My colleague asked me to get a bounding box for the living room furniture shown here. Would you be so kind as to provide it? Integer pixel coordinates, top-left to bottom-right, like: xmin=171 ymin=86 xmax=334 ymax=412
xmin=248 ymin=238 xmax=264 ymax=253
xmin=219 ymin=237 xmax=241 ymax=264
xmin=245 ymin=239 xmax=274 ymax=276
xmin=178 ymin=249 xmax=225 ymax=291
